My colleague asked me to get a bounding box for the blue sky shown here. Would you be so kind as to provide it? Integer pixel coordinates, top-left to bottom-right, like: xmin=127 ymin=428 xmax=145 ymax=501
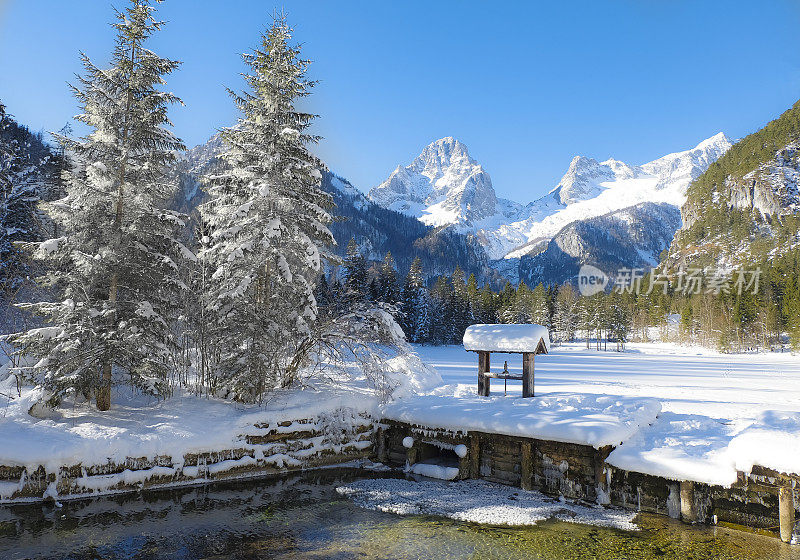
xmin=1 ymin=1 xmax=799 ymax=202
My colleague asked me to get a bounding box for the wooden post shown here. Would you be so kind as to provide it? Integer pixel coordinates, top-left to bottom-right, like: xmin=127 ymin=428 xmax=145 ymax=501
xmin=520 ymin=441 xmax=533 ymax=490
xmin=779 ymin=486 xmax=795 ymax=544
xmin=376 ymin=428 xmax=388 ymax=463
xmin=680 ymin=480 xmax=696 ymax=523
xmin=469 ymin=434 xmax=481 ymax=478
xmin=406 ymin=445 xmax=418 ymax=468
xmin=478 ymin=351 xmax=490 ymax=396
xmin=522 ymin=352 xmax=535 ymax=398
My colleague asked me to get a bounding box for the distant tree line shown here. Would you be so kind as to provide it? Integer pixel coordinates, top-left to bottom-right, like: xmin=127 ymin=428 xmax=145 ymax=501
xmin=328 ymin=240 xmax=800 ymax=352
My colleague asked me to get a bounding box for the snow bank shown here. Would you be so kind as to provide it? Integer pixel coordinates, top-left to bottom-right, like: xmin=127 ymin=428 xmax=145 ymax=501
xmin=0 ymin=385 xmax=374 ymax=479
xmin=382 ymin=393 xmax=660 ymax=448
xmin=0 ymin=342 xmax=441 ymax=482
xmin=463 ymin=324 xmax=550 ymax=353
xmin=337 ymin=478 xmax=638 ymax=530
xmin=606 ymin=412 xmax=738 ymax=486
xmin=607 ymin=410 xmax=800 ymax=486
xmin=728 ymin=410 xmax=800 ymax=477
xmin=408 ymin=463 xmax=460 ymax=480
xmin=382 ymin=349 xmax=442 ymax=399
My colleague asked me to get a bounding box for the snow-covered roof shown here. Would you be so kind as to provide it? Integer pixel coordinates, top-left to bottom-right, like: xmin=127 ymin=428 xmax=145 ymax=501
xmin=463 ymin=324 xmax=550 ymax=354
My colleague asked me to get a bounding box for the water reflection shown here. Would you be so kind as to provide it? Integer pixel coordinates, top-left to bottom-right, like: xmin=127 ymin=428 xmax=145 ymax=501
xmin=0 ymin=469 xmax=798 ymax=559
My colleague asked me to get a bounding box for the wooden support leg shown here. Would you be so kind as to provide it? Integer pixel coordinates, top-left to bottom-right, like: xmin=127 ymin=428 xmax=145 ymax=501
xmin=522 ymin=352 xmax=535 ymax=398
xmin=779 ymin=486 xmax=795 ymax=544
xmin=478 ymin=351 xmax=491 ymax=396
xmin=520 ymin=441 xmax=533 ymax=490
xmin=680 ymin=480 xmax=696 ymax=523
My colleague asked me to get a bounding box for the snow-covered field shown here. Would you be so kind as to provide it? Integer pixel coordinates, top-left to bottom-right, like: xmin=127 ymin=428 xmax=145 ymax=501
xmin=406 ymin=343 xmax=800 ymax=486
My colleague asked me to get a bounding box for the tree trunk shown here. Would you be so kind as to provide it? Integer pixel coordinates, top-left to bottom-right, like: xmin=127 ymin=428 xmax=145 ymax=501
xmin=96 ymin=39 xmax=137 ymax=411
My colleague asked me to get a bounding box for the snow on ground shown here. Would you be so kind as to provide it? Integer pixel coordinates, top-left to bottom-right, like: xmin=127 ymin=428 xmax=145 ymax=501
xmin=409 ymin=343 xmax=800 ymax=485
xmin=0 ymin=345 xmax=441 ymax=492
xmin=2 ymin=339 xmax=799 ymax=496
xmin=383 ymin=393 xmax=660 ymax=448
xmin=0 ymin=383 xmax=370 ymax=478
xmin=337 ymin=478 xmax=638 ymax=530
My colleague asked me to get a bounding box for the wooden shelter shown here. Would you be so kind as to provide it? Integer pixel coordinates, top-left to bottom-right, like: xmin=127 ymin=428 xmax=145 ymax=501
xmin=463 ymin=324 xmax=550 ymax=398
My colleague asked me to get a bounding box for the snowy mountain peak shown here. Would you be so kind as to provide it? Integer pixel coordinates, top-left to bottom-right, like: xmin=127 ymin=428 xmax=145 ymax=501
xmin=695 ymin=131 xmax=733 ymax=152
xmin=368 ymin=137 xmax=515 ymax=228
xmin=412 ymin=136 xmax=474 ymax=172
xmin=550 ymin=156 xmax=628 ymax=205
xmin=368 ymin=132 xmax=732 ymax=262
xmin=640 ymin=132 xmax=733 ymax=192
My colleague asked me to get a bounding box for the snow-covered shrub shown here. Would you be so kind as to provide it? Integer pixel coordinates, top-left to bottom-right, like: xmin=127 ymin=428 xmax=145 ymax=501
xmin=292 ymin=303 xmax=440 ymax=402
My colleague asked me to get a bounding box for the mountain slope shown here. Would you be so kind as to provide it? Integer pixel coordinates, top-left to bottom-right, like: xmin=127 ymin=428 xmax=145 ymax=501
xmin=667 ymin=100 xmax=800 ymax=270
xmin=321 ymin=171 xmax=494 ymax=281
xmin=519 ymin=202 xmax=681 ymax=286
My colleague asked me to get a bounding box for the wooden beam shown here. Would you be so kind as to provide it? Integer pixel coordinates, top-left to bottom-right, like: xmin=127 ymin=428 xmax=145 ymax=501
xmin=520 ymin=441 xmax=533 ymax=490
xmin=779 ymin=486 xmax=795 ymax=543
xmin=478 ymin=351 xmax=490 ymax=396
xmin=680 ymin=480 xmax=696 ymax=523
xmin=469 ymin=434 xmax=481 ymax=478
xmin=522 ymin=352 xmax=534 ymax=398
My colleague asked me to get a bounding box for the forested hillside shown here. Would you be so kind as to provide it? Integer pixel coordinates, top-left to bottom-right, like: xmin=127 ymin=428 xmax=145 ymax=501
xmin=670 ymin=99 xmax=800 ymax=269
xmin=322 ymin=171 xmax=497 ymax=283
xmin=0 ymin=101 xmax=64 ymax=330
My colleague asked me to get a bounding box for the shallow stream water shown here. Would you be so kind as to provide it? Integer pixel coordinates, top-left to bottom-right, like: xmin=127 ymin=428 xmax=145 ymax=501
xmin=1 ymin=469 xmax=798 ymax=560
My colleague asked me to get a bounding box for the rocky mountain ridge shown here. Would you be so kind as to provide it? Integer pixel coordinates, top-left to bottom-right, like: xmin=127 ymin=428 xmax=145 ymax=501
xmin=667 ymin=99 xmax=800 ymax=272
xmin=369 ymin=133 xmax=732 ymax=263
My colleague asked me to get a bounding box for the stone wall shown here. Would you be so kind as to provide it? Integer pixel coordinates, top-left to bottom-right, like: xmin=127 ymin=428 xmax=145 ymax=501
xmin=380 ymin=420 xmax=608 ymax=501
xmin=0 ymin=409 xmax=374 ymax=503
xmin=382 ymin=419 xmax=799 ymax=541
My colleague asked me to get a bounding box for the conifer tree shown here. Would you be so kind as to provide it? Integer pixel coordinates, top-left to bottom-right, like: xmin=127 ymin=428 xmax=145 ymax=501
xmin=400 ymin=257 xmax=430 ymax=343
xmin=530 ymin=283 xmax=550 ymax=327
xmin=450 ymin=266 xmax=472 ymax=340
xmin=343 ymin=237 xmax=368 ymax=303
xmin=554 ymin=283 xmax=579 ymax=342
xmin=200 ymin=15 xmax=334 ymax=402
xmin=0 ymin=103 xmax=39 ymax=297
xmin=377 ymin=251 xmax=400 ymax=307
xmin=478 ymin=284 xmax=497 ymax=323
xmin=466 ymin=273 xmax=480 ymax=320
xmin=11 ymin=0 xmax=187 ymax=410
xmin=430 ymin=276 xmax=454 ymax=344
xmin=0 ymin=102 xmax=63 ymax=304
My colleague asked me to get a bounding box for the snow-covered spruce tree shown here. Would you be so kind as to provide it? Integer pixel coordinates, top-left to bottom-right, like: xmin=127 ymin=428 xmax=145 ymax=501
xmin=10 ymin=0 xmax=188 ymax=410
xmin=399 ymin=257 xmax=430 ymax=343
xmin=0 ymin=102 xmax=63 ymax=309
xmin=0 ymin=102 xmax=38 ymax=301
xmin=343 ymin=237 xmax=368 ymax=303
xmin=377 ymin=252 xmax=400 ymax=307
xmin=200 ymin=16 xmax=334 ymax=402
